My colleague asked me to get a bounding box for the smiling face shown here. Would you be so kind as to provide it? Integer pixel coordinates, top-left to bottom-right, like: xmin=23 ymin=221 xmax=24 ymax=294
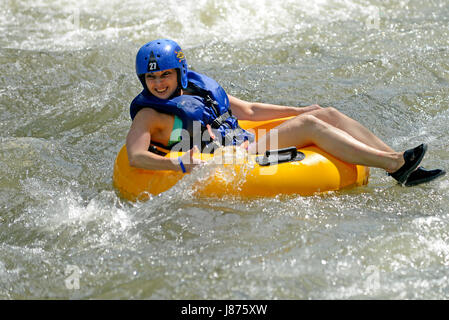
xmin=145 ymin=68 xmax=179 ymax=99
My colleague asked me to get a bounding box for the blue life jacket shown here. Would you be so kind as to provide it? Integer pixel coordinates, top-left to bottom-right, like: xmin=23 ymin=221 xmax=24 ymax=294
xmin=130 ymin=70 xmax=254 ymax=151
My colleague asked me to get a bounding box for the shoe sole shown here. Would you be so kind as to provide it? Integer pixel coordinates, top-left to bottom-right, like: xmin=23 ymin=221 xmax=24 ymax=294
xmin=405 ymin=169 xmax=446 ymax=187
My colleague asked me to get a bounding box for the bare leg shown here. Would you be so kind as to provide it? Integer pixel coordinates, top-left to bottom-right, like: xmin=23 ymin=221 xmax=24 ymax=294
xmin=302 ymin=107 xmax=394 ymax=152
xmin=248 ymin=114 xmax=405 ymax=173
xmin=303 ymin=108 xmax=434 ymax=183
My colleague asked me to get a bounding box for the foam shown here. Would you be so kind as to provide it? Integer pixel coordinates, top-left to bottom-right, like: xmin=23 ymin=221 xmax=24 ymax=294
xmin=1 ymin=0 xmax=387 ymax=51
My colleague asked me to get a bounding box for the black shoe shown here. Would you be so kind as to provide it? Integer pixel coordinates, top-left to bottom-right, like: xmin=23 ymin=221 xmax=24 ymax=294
xmin=388 ymin=143 xmax=428 ymax=185
xmin=404 ymin=166 xmax=446 ymax=187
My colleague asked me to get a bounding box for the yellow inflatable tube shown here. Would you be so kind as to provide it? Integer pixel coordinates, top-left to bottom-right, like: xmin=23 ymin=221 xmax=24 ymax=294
xmin=113 ymin=117 xmax=370 ymax=201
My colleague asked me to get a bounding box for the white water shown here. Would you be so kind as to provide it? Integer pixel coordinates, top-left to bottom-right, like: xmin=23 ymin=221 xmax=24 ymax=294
xmin=0 ymin=0 xmax=448 ymax=299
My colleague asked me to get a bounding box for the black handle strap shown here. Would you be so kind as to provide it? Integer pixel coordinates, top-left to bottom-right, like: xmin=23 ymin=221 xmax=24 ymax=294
xmin=256 ymin=146 xmax=305 ymax=166
xmin=265 ymin=146 xmax=297 ymax=157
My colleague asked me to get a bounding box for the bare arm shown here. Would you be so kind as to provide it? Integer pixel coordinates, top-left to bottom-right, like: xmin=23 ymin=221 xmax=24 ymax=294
xmin=126 ymin=109 xmax=199 ymax=172
xmin=228 ymin=95 xmax=322 ymax=121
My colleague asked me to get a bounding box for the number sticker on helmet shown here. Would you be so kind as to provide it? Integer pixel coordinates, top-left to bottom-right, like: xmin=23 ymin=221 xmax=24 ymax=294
xmin=148 ymin=62 xmax=157 ymax=71
xmin=147 ymin=51 xmax=160 ymax=72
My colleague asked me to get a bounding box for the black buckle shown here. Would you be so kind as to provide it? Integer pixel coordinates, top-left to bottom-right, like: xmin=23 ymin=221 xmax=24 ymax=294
xmin=256 ymin=147 xmax=305 ymax=166
xmin=212 ymin=111 xmax=231 ymax=128
xmin=205 ymin=95 xmax=220 ymax=115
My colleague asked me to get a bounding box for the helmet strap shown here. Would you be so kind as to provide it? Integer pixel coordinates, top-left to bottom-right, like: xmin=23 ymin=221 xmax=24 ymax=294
xmin=176 ymin=68 xmax=183 ymax=90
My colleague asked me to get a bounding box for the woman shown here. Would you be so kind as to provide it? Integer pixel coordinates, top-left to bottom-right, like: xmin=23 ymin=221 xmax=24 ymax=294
xmin=126 ymin=39 xmax=444 ymax=186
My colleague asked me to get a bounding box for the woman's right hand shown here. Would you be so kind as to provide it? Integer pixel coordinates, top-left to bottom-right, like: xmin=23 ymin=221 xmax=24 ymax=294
xmin=177 ymin=146 xmax=204 ymax=173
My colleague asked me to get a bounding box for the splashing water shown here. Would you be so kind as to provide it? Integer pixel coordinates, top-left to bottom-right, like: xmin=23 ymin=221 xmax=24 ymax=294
xmin=0 ymin=0 xmax=448 ymax=299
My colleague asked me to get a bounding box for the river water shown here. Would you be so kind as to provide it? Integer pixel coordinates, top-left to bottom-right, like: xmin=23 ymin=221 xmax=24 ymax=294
xmin=0 ymin=0 xmax=448 ymax=299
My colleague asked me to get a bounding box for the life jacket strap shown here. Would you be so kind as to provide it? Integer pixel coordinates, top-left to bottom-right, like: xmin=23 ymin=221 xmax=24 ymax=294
xmin=212 ymin=110 xmax=232 ymax=129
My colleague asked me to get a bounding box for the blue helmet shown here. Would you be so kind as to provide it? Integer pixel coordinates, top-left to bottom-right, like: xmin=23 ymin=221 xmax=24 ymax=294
xmin=136 ymin=39 xmax=188 ymax=90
